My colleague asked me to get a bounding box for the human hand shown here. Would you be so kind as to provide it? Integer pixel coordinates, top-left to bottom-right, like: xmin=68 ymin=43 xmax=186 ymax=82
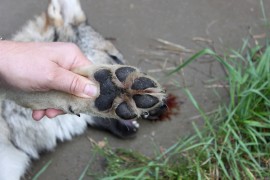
xmin=0 ymin=41 xmax=97 ymax=120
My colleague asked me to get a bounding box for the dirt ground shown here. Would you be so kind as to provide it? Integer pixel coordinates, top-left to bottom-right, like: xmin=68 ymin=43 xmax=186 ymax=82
xmin=0 ymin=0 xmax=269 ymax=179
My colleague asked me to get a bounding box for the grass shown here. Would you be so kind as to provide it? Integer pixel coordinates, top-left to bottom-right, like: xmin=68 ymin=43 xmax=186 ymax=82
xmin=84 ymin=38 xmax=270 ymax=179
xmin=32 ymin=160 xmax=52 ymax=180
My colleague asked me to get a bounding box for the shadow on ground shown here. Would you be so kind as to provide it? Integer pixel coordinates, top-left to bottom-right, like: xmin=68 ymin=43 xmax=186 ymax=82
xmin=0 ymin=0 xmax=269 ymax=179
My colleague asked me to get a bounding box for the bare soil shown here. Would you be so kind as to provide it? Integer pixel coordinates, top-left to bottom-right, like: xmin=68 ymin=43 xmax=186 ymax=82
xmin=0 ymin=0 xmax=269 ymax=179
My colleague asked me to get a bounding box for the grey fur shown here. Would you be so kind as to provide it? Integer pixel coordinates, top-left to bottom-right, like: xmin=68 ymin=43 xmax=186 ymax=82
xmin=0 ymin=0 xmax=165 ymax=179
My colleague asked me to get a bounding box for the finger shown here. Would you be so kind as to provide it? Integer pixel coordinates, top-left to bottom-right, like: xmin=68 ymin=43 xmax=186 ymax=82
xmin=45 ymin=109 xmax=65 ymax=118
xmin=32 ymin=110 xmax=46 ymax=121
xmin=49 ymin=67 xmax=98 ymax=98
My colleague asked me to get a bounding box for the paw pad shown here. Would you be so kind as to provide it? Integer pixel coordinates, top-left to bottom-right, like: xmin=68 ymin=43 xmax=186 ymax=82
xmin=133 ymin=95 xmax=159 ymax=108
xmin=116 ymin=102 xmax=137 ymax=119
xmin=94 ymin=69 xmax=119 ymax=111
xmin=115 ymin=67 xmax=136 ymax=82
xmin=131 ymin=77 xmax=157 ymax=90
xmin=93 ymin=65 xmax=166 ymax=120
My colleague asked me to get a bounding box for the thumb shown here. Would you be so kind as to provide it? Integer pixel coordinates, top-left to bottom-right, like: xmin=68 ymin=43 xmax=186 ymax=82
xmin=50 ymin=68 xmax=98 ymax=98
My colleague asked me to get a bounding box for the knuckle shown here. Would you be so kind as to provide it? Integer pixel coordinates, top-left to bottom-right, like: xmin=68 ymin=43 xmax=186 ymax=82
xmin=46 ymin=70 xmax=57 ymax=83
xmin=69 ymin=76 xmax=81 ymax=94
xmin=66 ymin=43 xmax=79 ymax=53
xmin=45 ymin=69 xmax=61 ymax=90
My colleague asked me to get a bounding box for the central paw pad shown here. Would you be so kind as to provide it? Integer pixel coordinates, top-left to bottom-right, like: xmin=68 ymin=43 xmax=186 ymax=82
xmin=94 ymin=69 xmax=119 ymax=111
xmin=93 ymin=66 xmax=166 ymax=120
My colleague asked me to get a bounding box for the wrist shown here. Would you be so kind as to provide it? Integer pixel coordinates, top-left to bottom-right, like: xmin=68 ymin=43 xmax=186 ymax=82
xmin=0 ymin=41 xmax=25 ymax=89
xmin=0 ymin=41 xmax=11 ymax=80
xmin=0 ymin=40 xmax=15 ymax=63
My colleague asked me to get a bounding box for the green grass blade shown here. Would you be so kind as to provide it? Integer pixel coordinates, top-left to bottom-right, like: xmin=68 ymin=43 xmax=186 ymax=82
xmin=32 ymin=160 xmax=52 ymax=180
xmin=167 ymin=48 xmax=215 ymax=76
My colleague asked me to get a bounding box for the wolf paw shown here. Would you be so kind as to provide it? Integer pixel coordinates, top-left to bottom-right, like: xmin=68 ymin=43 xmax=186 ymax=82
xmin=6 ymin=65 xmax=167 ymax=121
xmin=77 ymin=65 xmax=167 ymax=120
xmin=91 ymin=117 xmax=140 ymax=138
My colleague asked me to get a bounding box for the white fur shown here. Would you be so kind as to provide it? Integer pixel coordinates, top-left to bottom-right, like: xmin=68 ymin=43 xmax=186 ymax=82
xmin=2 ymin=100 xmax=92 ymax=159
xmin=12 ymin=14 xmax=55 ymax=42
xmin=0 ymin=0 xmax=148 ymax=179
xmin=53 ymin=0 xmax=86 ymax=25
xmin=0 ymin=143 xmax=29 ymax=180
xmin=0 ymin=0 xmax=105 ymax=179
xmin=0 ymin=98 xmax=94 ymax=180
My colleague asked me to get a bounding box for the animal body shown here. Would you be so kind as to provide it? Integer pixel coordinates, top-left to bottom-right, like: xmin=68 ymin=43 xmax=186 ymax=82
xmin=0 ymin=0 xmax=166 ymax=179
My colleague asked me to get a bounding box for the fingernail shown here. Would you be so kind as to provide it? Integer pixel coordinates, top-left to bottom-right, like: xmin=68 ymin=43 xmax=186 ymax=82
xmin=84 ymin=84 xmax=98 ymax=97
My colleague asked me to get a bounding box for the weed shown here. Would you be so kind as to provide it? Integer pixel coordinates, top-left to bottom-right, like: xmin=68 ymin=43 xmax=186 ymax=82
xmin=85 ymin=39 xmax=270 ymax=179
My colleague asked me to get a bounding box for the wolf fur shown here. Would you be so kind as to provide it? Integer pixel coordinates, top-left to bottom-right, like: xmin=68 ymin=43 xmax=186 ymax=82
xmin=0 ymin=0 xmax=137 ymax=179
xmin=0 ymin=0 xmax=166 ymax=179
